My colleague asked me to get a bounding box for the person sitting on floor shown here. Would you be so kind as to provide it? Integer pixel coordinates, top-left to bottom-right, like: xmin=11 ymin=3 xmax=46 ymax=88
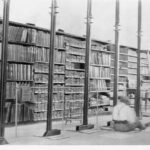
xmin=109 ymin=96 xmax=150 ymax=132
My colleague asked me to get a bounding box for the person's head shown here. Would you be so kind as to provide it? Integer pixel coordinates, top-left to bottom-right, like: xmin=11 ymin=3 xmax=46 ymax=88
xmin=118 ymin=96 xmax=130 ymax=105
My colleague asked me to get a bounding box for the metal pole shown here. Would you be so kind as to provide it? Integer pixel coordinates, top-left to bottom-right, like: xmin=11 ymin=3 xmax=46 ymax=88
xmin=135 ymin=0 xmax=142 ymax=117
xmin=76 ymin=0 xmax=94 ymax=131
xmin=113 ymin=0 xmax=120 ymax=106
xmin=43 ymin=0 xmax=61 ymax=136
xmin=0 ymin=0 xmax=10 ymax=145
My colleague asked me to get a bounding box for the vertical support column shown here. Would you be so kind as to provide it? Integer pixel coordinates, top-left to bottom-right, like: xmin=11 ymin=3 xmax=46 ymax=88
xmin=76 ymin=0 xmax=94 ymax=131
xmin=43 ymin=0 xmax=61 ymax=136
xmin=113 ymin=0 xmax=120 ymax=106
xmin=0 ymin=0 xmax=10 ymax=145
xmin=135 ymin=0 xmax=142 ymax=118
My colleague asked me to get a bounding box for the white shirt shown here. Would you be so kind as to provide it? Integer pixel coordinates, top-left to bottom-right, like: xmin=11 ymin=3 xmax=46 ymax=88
xmin=112 ymin=102 xmax=136 ymax=123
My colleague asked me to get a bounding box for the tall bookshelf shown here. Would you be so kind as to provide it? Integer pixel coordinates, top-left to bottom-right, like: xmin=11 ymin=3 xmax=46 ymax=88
xmin=89 ymin=40 xmax=111 ymax=115
xmin=64 ymin=35 xmax=85 ymax=123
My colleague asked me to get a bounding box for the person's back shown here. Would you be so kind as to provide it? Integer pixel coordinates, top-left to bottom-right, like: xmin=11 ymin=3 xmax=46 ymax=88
xmin=111 ymin=96 xmax=146 ymax=132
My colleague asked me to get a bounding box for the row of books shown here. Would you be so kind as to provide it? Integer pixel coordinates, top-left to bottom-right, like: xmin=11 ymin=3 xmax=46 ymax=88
xmin=66 ymin=62 xmax=85 ymax=70
xmin=34 ymin=102 xmax=47 ymax=112
xmin=89 ymin=66 xmax=111 ymax=78
xmin=54 ymin=65 xmax=65 ymax=73
xmin=90 ymin=80 xmax=110 ymax=91
xmin=8 ymin=26 xmax=37 ymax=44
xmin=141 ymin=58 xmax=148 ymax=64
xmin=65 ymin=78 xmax=84 ymax=85
xmin=119 ymin=61 xmax=128 ymax=68
xmin=53 ymin=84 xmax=65 ymax=92
xmin=66 ymin=54 xmax=85 ymax=63
xmin=7 ymin=63 xmax=33 ymax=80
xmin=128 ymin=62 xmax=137 ymax=68
xmin=65 ymin=101 xmax=83 ymax=109
xmin=8 ymin=44 xmax=35 ymax=62
xmin=91 ymin=52 xmax=111 ymax=66
xmin=66 ymin=47 xmax=85 ymax=55
xmin=34 ymin=74 xmax=48 ymax=83
xmin=65 ymin=93 xmax=84 ymax=100
xmin=119 ymin=69 xmax=128 ymax=75
xmin=34 ymin=63 xmax=48 ymax=73
xmin=53 ymin=101 xmax=64 ymax=110
xmin=36 ymin=30 xmax=50 ymax=47
xmin=6 ymin=82 xmax=16 ymax=99
xmin=34 ymin=47 xmax=49 ymax=62
xmin=65 ymin=70 xmax=85 ymax=78
xmin=54 ymin=50 xmax=65 ymax=64
xmin=120 ymin=47 xmax=128 ymax=54
xmin=119 ymin=54 xmax=128 ymax=61
xmin=53 ymin=93 xmax=64 ymax=101
xmin=128 ymin=49 xmax=137 ymax=56
xmin=54 ymin=75 xmax=65 ymax=83
xmin=91 ymin=43 xmax=108 ymax=51
xmin=33 ymin=93 xmax=48 ymax=102
xmin=128 ymin=56 xmax=137 ymax=62
xmin=141 ymin=67 xmax=149 ymax=75
xmin=128 ymin=68 xmax=137 ymax=74
xmin=65 ymin=87 xmax=84 ymax=93
xmin=4 ymin=103 xmax=34 ymax=123
xmin=55 ymin=35 xmax=65 ymax=49
xmin=64 ymin=37 xmax=85 ymax=48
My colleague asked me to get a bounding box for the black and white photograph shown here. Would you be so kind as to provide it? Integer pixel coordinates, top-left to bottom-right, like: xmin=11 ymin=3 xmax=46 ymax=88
xmin=1 ymin=0 xmax=150 ymax=147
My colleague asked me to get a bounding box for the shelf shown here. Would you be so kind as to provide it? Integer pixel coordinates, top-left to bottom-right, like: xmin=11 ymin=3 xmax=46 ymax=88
xmin=53 ymin=100 xmax=64 ymax=102
xmin=128 ymin=60 xmax=137 ymax=63
xmin=65 ymin=92 xmax=84 ymax=94
xmin=90 ymin=90 xmax=110 ymax=93
xmin=55 ymin=47 xmax=66 ymax=51
xmin=90 ymin=64 xmax=110 ymax=67
xmin=65 ymin=76 xmax=84 ymax=79
xmin=90 ymin=77 xmax=111 ymax=80
xmin=119 ymin=60 xmax=128 ymax=63
xmin=54 ymin=72 xmax=65 ymax=75
xmin=54 ymin=63 xmax=65 ymax=66
xmin=91 ymin=48 xmax=113 ymax=54
xmin=65 ymin=84 xmax=84 ymax=87
xmin=128 ymin=54 xmax=137 ymax=58
xmin=66 ymin=60 xmax=85 ymax=64
xmin=65 ymin=99 xmax=83 ymax=102
xmin=34 ymin=71 xmax=48 ymax=74
xmin=119 ymin=53 xmax=128 ymax=56
xmin=69 ymin=44 xmax=85 ymax=49
xmin=66 ymin=52 xmax=85 ymax=56
xmin=7 ymin=79 xmax=34 ymax=82
xmin=7 ymin=40 xmax=35 ymax=46
xmin=35 ymin=61 xmax=49 ymax=64
xmin=7 ymin=60 xmax=34 ymax=65
xmin=53 ymin=81 xmax=65 ymax=84
xmin=34 ymin=82 xmax=48 ymax=84
xmin=66 ymin=68 xmax=85 ymax=72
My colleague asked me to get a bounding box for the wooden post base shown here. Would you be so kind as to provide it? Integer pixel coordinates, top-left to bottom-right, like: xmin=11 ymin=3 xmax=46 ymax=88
xmin=0 ymin=137 xmax=8 ymax=145
xmin=76 ymin=124 xmax=94 ymax=131
xmin=43 ymin=129 xmax=61 ymax=137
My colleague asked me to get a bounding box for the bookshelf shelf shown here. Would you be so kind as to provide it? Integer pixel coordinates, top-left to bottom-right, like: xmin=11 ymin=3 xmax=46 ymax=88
xmin=90 ymin=77 xmax=111 ymax=80
xmin=56 ymin=47 xmax=66 ymax=51
xmin=7 ymin=60 xmax=34 ymax=65
xmin=90 ymin=90 xmax=111 ymax=93
xmin=54 ymin=63 xmax=65 ymax=66
xmin=66 ymin=68 xmax=85 ymax=72
xmin=7 ymin=79 xmax=34 ymax=82
xmin=69 ymin=44 xmax=85 ymax=49
xmin=65 ymin=84 xmax=84 ymax=86
xmin=65 ymin=76 xmax=84 ymax=79
xmin=91 ymin=48 xmax=113 ymax=54
xmin=34 ymin=71 xmax=49 ymax=74
xmin=35 ymin=61 xmax=49 ymax=64
xmin=54 ymin=72 xmax=65 ymax=74
xmin=66 ymin=52 xmax=85 ymax=56
xmin=65 ymin=92 xmax=84 ymax=94
xmin=90 ymin=64 xmax=110 ymax=67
